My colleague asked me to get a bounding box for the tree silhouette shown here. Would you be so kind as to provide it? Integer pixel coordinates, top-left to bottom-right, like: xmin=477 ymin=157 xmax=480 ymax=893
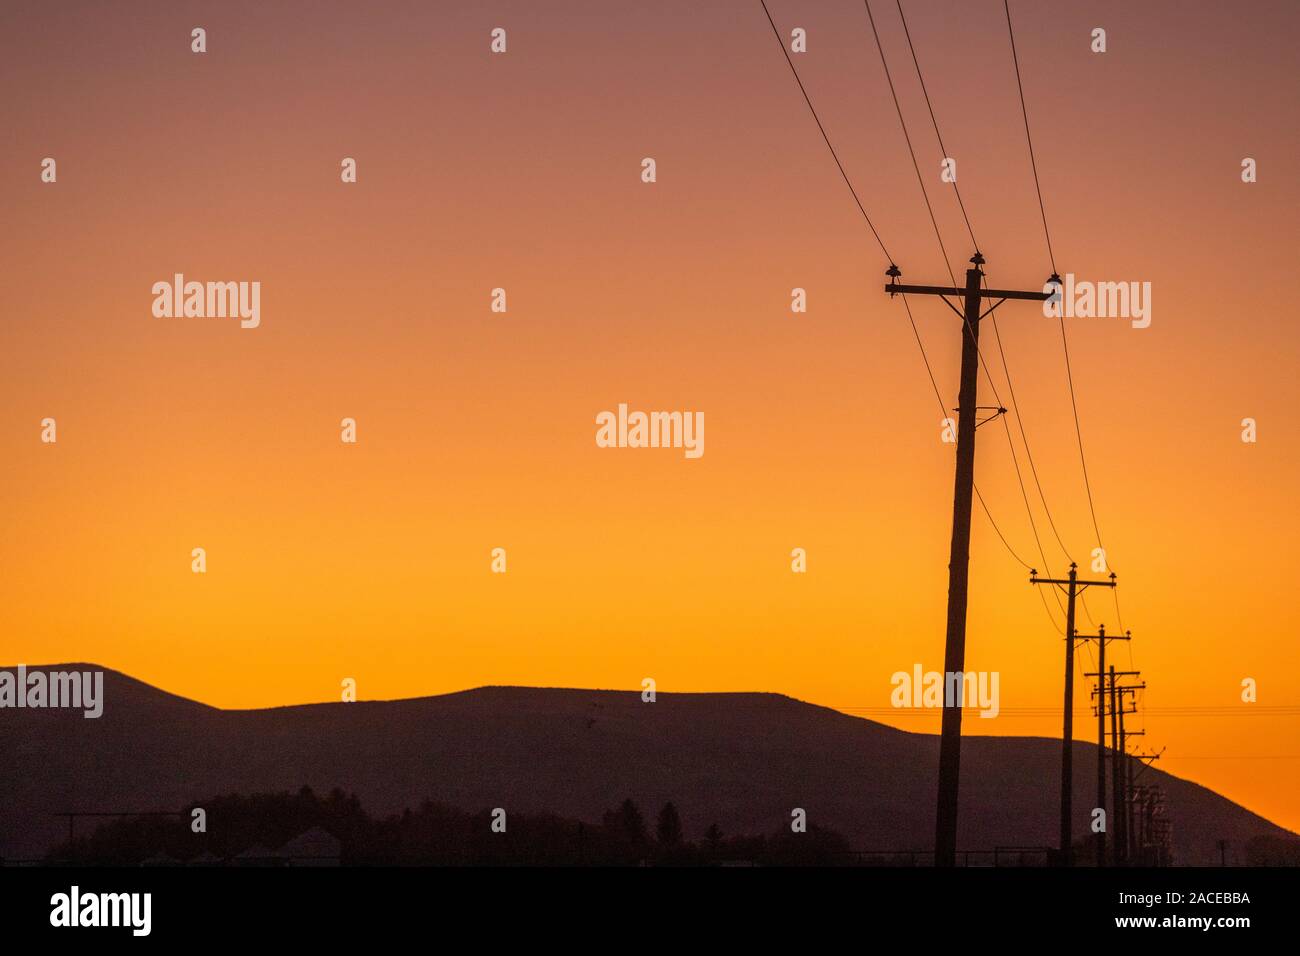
xmin=617 ymin=798 xmax=647 ymax=845
xmin=49 ymin=789 xmax=856 ymax=866
xmin=656 ymin=802 xmax=683 ymax=846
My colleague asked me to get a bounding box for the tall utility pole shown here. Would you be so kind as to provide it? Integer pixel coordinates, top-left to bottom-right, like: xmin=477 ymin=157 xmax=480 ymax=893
xmin=1032 ymin=564 xmax=1117 ymax=865
xmin=1079 ymin=625 xmax=1131 ymax=865
xmin=885 ymin=253 xmax=1052 ymax=868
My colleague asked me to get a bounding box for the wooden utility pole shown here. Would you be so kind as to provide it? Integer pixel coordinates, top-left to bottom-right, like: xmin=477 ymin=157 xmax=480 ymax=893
xmin=1032 ymin=564 xmax=1116 ymax=865
xmin=1123 ymin=730 xmax=1141 ymax=860
xmin=885 ymin=253 xmax=1052 ymax=868
xmin=1078 ymin=625 xmax=1130 ymax=865
xmin=1096 ymin=625 xmax=1110 ymax=862
xmin=1127 ymin=749 xmax=1162 ymax=862
xmin=1087 ymin=666 xmax=1140 ymax=865
xmin=1115 ymin=680 xmax=1144 ymax=864
xmin=1108 ymin=667 xmax=1122 ymax=866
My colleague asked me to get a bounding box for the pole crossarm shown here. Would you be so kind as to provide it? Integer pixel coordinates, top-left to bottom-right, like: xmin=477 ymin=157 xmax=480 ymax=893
xmin=1131 ymin=749 xmax=1163 ymax=782
xmin=1090 ymin=698 xmax=1140 ymax=716
xmin=885 ymin=283 xmax=1052 ymax=301
xmin=1031 ymin=569 xmax=1116 ymax=600
xmin=1030 ymin=574 xmax=1117 ymax=588
xmin=1076 ymin=631 xmax=1131 ymax=644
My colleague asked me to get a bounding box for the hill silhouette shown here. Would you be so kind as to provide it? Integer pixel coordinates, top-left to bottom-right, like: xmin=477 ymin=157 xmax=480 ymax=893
xmin=0 ymin=664 xmax=1293 ymax=864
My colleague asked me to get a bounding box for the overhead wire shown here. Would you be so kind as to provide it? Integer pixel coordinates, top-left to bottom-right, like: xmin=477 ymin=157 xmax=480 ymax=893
xmin=759 ymin=0 xmax=1066 ymax=639
xmin=759 ymin=0 xmax=894 ymax=262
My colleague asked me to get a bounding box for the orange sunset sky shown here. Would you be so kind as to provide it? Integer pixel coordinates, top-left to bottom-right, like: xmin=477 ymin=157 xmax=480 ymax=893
xmin=2 ymin=1 xmax=1298 ymax=834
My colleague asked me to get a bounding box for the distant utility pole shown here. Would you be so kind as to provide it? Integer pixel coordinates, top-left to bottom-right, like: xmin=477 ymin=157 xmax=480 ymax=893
xmin=1087 ymin=666 xmax=1140 ymax=866
xmin=1032 ymin=563 xmax=1117 ymax=866
xmin=1123 ymin=729 xmax=1144 ymax=860
xmin=1123 ymin=730 xmax=1139 ymax=860
xmin=1127 ymin=749 xmax=1162 ymax=862
xmin=1109 ymin=668 xmax=1125 ymax=865
xmin=885 ymin=252 xmax=1052 ymax=869
xmin=1078 ymin=624 xmax=1130 ymax=866
xmin=1115 ymin=679 xmax=1144 ymax=865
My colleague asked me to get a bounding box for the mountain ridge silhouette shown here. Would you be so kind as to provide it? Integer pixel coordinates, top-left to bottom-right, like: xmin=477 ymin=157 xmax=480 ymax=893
xmin=1 ymin=664 xmax=1292 ymax=864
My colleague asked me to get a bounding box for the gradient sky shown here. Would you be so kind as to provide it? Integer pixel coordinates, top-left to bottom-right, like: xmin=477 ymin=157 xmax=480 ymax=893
xmin=2 ymin=1 xmax=1298 ymax=834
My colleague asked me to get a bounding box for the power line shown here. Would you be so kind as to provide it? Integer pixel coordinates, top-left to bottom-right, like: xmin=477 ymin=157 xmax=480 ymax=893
xmin=900 ymin=295 xmax=1048 ymax=603
xmin=760 ymin=0 xmax=1060 ymax=635
xmin=765 ymin=0 xmax=1115 ymax=619
xmin=894 ymin=0 xmax=978 ymax=251
xmin=986 ymin=304 xmax=1074 ymax=563
xmin=975 ymin=485 xmax=1031 ymax=570
xmin=1164 ymin=755 xmax=1300 ymax=760
xmin=840 ymin=705 xmax=1300 ymax=717
xmin=1002 ymin=0 xmax=1118 ymax=644
xmin=1001 ymin=0 xmax=1109 ymax=567
xmin=1001 ymin=0 xmax=1100 ymax=564
xmin=1117 ymin=588 xmax=1133 ymax=669
xmin=982 ymin=279 xmax=1071 ymax=628
xmin=898 ymin=292 xmax=945 ymax=410
xmin=1079 ymin=590 xmax=1097 ymax=627
xmin=975 ymin=482 xmax=1067 ymax=635
xmin=1002 ymin=0 xmax=1056 ymax=274
xmin=863 ymin=0 xmax=956 ymax=287
xmin=1058 ymin=316 xmax=1107 ymax=556
xmin=869 ymin=2 xmax=1083 ymax=684
xmin=863 ymin=0 xmax=1013 ymax=419
xmin=885 ymin=0 xmax=1063 ymax=577
xmin=876 ymin=3 xmax=1070 ymax=637
xmin=759 ymin=0 xmax=893 ymax=262
xmin=764 ymin=1 xmax=1154 ymax=818
xmin=910 ymin=302 xmax=1051 ymax=599
xmin=995 ymin=394 xmax=1067 ymax=606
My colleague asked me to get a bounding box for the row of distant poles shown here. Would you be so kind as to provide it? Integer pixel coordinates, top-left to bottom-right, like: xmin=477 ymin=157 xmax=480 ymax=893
xmin=760 ymin=0 xmax=1157 ymax=866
